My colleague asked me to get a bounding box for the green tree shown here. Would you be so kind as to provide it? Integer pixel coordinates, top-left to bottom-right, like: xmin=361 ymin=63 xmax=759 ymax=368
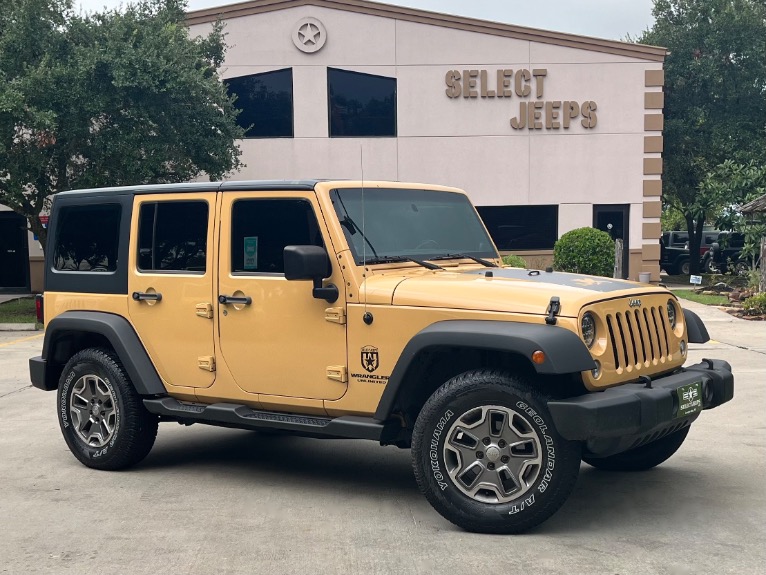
xmin=640 ymin=0 xmax=766 ymax=274
xmin=0 ymin=0 xmax=244 ymax=251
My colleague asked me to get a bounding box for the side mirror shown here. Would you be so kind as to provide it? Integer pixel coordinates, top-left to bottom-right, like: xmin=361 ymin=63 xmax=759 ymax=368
xmin=711 ymin=242 xmax=721 ymax=253
xmin=283 ymin=245 xmax=338 ymax=303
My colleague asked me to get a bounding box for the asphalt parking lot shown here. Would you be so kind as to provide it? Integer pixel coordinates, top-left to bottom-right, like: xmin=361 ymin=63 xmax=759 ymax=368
xmin=1 ymin=300 xmax=764 ymax=575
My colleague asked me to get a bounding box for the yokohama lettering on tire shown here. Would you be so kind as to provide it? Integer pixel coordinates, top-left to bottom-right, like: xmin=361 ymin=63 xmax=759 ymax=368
xmin=411 ymin=369 xmax=581 ymax=534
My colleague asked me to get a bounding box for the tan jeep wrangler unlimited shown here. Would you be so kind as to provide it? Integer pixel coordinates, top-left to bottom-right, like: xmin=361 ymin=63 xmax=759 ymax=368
xmin=30 ymin=180 xmax=733 ymax=533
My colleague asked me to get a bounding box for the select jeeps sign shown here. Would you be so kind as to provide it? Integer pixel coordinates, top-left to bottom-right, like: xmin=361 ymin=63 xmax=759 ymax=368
xmin=444 ymin=68 xmax=598 ymax=130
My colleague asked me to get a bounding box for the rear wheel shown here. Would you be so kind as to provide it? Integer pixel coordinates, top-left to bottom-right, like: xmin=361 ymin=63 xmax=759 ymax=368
xmin=678 ymin=258 xmax=690 ymax=275
xmin=57 ymin=348 xmax=158 ymax=470
xmin=582 ymin=426 xmax=690 ymax=471
xmin=411 ymin=370 xmax=581 ymax=534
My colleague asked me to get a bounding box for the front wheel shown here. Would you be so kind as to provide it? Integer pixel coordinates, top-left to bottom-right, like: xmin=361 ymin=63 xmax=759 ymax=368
xmin=582 ymin=426 xmax=690 ymax=471
xmin=678 ymin=258 xmax=691 ymax=275
xmin=57 ymin=348 xmax=158 ymax=470
xmin=411 ymin=370 xmax=581 ymax=534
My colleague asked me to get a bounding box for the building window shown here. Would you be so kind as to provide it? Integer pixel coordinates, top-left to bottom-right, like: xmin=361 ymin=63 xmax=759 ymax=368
xmin=137 ymin=201 xmax=209 ymax=273
xmin=328 ymin=68 xmax=396 ymax=137
xmin=476 ymin=205 xmax=559 ymax=250
xmin=53 ymin=204 xmax=121 ymax=272
xmin=225 ymin=69 xmax=294 ymax=138
xmin=231 ymin=199 xmax=324 ymax=274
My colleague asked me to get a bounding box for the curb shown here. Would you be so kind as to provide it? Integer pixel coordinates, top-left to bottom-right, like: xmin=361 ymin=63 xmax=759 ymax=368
xmin=0 ymin=323 xmax=41 ymax=332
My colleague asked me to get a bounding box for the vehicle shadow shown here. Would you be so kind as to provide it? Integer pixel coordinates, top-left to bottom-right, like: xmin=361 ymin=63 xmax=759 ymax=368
xmin=139 ymin=426 xmax=718 ymax=533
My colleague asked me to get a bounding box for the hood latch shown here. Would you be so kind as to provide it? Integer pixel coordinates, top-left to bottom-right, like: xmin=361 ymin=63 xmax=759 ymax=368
xmin=545 ymin=297 xmax=561 ymax=325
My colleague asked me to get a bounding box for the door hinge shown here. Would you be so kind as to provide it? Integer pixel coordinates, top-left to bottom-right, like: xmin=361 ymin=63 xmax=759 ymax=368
xmin=198 ymin=356 xmax=216 ymax=372
xmin=326 ymin=365 xmax=347 ymax=383
xmin=196 ymin=303 xmax=214 ymax=319
xmin=325 ymin=307 xmax=346 ymax=325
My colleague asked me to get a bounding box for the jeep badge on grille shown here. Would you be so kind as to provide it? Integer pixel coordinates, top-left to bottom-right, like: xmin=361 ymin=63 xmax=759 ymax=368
xmin=629 ymin=299 xmax=642 ymax=308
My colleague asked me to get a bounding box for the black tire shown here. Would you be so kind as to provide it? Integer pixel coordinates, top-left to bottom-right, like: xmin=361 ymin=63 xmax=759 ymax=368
xmin=411 ymin=369 xmax=581 ymax=534
xmin=678 ymin=258 xmax=690 ymax=275
xmin=57 ymin=348 xmax=158 ymax=470
xmin=703 ymin=256 xmax=716 ymax=274
xmin=582 ymin=426 xmax=690 ymax=472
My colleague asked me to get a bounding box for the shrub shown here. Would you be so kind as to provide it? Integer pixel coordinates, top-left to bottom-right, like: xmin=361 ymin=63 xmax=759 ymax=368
xmin=553 ymin=227 xmax=615 ymax=277
xmin=742 ymin=292 xmax=766 ymax=315
xmin=502 ymin=254 xmax=527 ymax=268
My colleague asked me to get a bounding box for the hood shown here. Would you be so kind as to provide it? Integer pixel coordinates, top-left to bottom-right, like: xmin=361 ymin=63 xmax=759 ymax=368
xmin=362 ymin=267 xmax=664 ymax=317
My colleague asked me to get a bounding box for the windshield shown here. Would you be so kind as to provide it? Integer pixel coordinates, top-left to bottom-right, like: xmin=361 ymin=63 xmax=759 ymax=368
xmin=331 ymin=188 xmax=498 ymax=265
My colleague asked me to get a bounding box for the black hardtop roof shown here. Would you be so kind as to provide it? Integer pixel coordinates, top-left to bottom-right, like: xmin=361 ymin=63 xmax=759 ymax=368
xmin=55 ymin=180 xmax=323 ymax=197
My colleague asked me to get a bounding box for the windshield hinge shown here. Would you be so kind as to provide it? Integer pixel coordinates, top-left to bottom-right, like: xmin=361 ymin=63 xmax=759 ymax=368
xmin=545 ymin=297 xmax=561 ymax=325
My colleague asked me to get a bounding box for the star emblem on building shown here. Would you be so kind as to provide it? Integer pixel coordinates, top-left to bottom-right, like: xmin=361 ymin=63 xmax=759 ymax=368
xmin=298 ymin=22 xmax=321 ymax=46
xmin=292 ymin=17 xmax=327 ymax=53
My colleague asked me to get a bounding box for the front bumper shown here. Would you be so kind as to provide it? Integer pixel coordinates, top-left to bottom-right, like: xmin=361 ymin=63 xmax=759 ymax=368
xmin=547 ymin=359 xmax=733 ymax=457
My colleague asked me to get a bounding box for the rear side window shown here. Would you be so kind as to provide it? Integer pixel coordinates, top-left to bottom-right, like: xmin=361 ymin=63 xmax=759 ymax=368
xmin=137 ymin=201 xmax=209 ymax=273
xmin=53 ymin=205 xmax=121 ymax=272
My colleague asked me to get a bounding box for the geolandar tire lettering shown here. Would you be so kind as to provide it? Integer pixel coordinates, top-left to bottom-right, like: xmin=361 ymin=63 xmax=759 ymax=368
xmin=411 ymin=369 xmax=581 ymax=534
xmin=57 ymin=348 xmax=158 ymax=471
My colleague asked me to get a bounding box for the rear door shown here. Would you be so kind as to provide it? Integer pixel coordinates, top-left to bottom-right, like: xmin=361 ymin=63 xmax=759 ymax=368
xmin=128 ymin=193 xmax=217 ymax=389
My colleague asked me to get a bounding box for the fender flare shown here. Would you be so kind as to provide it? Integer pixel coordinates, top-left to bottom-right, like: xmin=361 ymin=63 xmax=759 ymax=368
xmin=374 ymin=320 xmax=596 ymax=420
xmin=37 ymin=311 xmax=166 ymax=395
xmin=683 ymin=308 xmax=710 ymax=344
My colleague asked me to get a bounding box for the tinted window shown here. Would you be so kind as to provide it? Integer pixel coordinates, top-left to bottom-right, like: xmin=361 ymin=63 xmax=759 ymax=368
xmin=476 ymin=205 xmax=559 ymax=250
xmin=53 ymin=204 xmax=121 ymax=272
xmin=138 ymin=202 xmax=208 ymax=272
xmin=231 ymin=199 xmax=323 ymax=274
xmin=225 ymin=69 xmax=293 ymax=138
xmin=328 ymin=68 xmax=396 ymax=137
xmin=331 ymin=188 xmax=496 ymax=264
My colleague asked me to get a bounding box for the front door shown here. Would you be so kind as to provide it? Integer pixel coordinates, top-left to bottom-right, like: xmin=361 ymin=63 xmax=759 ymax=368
xmin=594 ymin=205 xmax=630 ymax=279
xmin=217 ymin=192 xmax=347 ymax=400
xmin=0 ymin=212 xmax=30 ymax=292
xmin=128 ymin=194 xmax=217 ymax=389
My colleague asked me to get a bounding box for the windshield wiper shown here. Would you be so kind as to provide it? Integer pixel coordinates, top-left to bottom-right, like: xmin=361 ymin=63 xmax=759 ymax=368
xmin=430 ymin=253 xmax=498 ymax=268
xmin=365 ymin=255 xmax=443 ymax=270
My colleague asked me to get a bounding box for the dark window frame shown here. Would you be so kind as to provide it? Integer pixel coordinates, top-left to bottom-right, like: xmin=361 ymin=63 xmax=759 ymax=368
xmin=225 ymin=68 xmax=295 ymax=139
xmin=136 ymin=200 xmax=210 ymax=275
xmin=327 ymin=67 xmax=397 ymax=138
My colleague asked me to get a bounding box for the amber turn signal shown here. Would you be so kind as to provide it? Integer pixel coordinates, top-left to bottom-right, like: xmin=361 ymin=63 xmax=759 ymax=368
xmin=532 ymin=350 xmax=545 ymax=364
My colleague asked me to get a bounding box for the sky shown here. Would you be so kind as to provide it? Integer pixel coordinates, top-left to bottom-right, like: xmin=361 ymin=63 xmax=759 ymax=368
xmin=73 ymin=0 xmax=656 ymax=42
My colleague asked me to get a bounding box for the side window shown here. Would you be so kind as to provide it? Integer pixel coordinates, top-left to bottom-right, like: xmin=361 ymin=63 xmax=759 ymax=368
xmin=53 ymin=204 xmax=121 ymax=272
xmin=231 ymin=199 xmax=323 ymax=274
xmin=137 ymin=201 xmax=208 ymax=273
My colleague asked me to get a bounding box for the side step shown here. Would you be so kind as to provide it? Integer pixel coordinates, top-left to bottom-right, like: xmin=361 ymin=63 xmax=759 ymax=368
xmin=143 ymin=397 xmax=396 ymax=442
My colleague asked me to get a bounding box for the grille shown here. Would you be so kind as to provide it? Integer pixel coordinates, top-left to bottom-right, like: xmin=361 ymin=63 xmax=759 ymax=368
xmin=605 ymin=305 xmax=671 ymax=371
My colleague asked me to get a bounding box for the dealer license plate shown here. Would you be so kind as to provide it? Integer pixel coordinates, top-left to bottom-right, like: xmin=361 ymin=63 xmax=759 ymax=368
xmin=675 ymin=381 xmax=703 ymax=418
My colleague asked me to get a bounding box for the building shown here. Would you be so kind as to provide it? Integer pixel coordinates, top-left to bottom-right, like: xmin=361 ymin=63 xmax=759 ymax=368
xmin=1 ymin=0 xmax=666 ymax=293
xmin=186 ymin=0 xmax=666 ymax=281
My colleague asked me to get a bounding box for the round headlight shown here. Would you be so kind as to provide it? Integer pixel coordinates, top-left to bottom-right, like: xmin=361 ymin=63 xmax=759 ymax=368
xmin=667 ymin=299 xmax=677 ymax=328
xmin=581 ymin=312 xmax=596 ymax=348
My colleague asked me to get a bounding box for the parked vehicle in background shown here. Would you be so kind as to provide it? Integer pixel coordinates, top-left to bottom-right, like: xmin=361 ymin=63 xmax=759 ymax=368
xmin=660 ymin=233 xmax=691 ymax=275
xmin=703 ymin=232 xmax=749 ymax=274
xmin=660 ymin=230 xmax=721 ymax=275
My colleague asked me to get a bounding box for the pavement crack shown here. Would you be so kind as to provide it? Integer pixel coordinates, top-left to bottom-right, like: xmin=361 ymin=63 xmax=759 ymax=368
xmin=0 ymin=385 xmax=32 ymax=399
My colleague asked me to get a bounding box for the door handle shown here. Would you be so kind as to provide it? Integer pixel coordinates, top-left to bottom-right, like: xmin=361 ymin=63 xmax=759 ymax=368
xmin=218 ymin=295 xmax=252 ymax=305
xmin=132 ymin=291 xmax=162 ymax=302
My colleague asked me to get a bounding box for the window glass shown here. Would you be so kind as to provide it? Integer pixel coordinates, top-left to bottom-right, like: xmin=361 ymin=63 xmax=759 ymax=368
xmin=231 ymin=199 xmax=323 ymax=274
xmin=53 ymin=205 xmax=121 ymax=272
xmin=328 ymin=68 xmax=396 ymax=137
xmin=476 ymin=205 xmax=559 ymax=250
xmin=225 ymin=69 xmax=294 ymax=138
xmin=331 ymin=188 xmax=497 ymax=264
xmin=138 ymin=201 xmax=208 ymax=272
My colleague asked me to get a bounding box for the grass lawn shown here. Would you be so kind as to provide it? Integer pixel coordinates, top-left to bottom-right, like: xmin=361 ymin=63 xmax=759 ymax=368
xmin=672 ymin=290 xmax=729 ymax=306
xmin=0 ymin=297 xmax=37 ymax=323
